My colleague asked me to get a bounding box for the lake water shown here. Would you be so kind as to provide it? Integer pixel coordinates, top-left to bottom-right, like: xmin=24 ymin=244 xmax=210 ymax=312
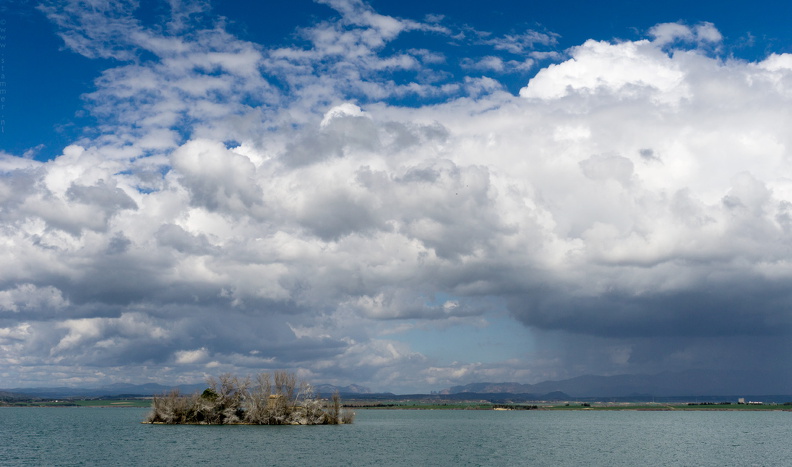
xmin=2 ymin=407 xmax=792 ymax=466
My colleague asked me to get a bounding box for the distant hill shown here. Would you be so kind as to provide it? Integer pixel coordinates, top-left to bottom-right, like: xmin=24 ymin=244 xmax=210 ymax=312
xmin=2 ymin=383 xmax=207 ymax=399
xmin=1 ymin=382 xmax=372 ymax=399
xmin=441 ymin=382 xmax=535 ymax=394
xmin=0 ymin=390 xmax=37 ymax=401
xmin=441 ymin=369 xmax=792 ymax=398
xmin=313 ymin=384 xmax=371 ymax=395
xmin=6 ymin=369 xmax=792 ymax=400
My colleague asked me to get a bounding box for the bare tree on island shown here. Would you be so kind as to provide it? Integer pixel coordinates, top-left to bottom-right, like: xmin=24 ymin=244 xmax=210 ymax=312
xmin=145 ymin=371 xmax=354 ymax=425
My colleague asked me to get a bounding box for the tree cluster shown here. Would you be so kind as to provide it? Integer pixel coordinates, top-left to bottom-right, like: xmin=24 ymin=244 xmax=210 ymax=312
xmin=145 ymin=371 xmax=354 ymax=425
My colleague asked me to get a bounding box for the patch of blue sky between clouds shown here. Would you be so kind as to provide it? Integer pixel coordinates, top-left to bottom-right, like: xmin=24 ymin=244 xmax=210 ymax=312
xmin=387 ymin=313 xmax=535 ymax=367
xmin=6 ymin=0 xmax=791 ymax=160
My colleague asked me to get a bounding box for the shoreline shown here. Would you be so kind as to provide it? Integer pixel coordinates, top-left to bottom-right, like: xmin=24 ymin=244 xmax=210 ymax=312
xmin=6 ymin=399 xmax=792 ymax=412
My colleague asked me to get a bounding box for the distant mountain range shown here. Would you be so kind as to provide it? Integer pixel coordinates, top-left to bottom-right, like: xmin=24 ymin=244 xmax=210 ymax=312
xmin=4 ymin=369 xmax=792 ymax=400
xmin=313 ymin=384 xmax=371 ymax=395
xmin=1 ymin=383 xmax=207 ymax=399
xmin=0 ymin=382 xmax=373 ymax=399
xmin=441 ymin=369 xmax=792 ymax=398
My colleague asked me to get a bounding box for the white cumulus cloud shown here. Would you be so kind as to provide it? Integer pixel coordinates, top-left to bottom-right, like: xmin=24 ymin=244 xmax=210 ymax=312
xmin=4 ymin=0 xmax=792 ymax=392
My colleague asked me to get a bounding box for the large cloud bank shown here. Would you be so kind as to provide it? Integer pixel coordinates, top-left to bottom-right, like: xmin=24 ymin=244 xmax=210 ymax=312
xmin=3 ymin=0 xmax=792 ymax=391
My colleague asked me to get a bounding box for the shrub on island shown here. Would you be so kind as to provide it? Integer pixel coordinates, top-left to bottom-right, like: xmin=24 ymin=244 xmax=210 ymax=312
xmin=145 ymin=371 xmax=354 ymax=425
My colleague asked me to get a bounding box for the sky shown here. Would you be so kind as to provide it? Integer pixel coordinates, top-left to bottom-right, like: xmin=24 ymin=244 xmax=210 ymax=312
xmin=2 ymin=0 xmax=792 ymax=393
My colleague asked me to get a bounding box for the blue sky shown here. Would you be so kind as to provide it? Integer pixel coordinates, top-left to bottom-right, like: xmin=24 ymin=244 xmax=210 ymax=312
xmin=6 ymin=0 xmax=791 ymax=159
xmin=3 ymin=0 xmax=792 ymax=393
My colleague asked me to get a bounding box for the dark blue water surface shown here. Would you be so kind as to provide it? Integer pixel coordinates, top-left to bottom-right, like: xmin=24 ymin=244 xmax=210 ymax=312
xmin=2 ymin=408 xmax=791 ymax=466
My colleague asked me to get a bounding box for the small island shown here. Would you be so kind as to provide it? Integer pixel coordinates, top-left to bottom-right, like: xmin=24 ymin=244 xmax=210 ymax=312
xmin=144 ymin=371 xmax=354 ymax=425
